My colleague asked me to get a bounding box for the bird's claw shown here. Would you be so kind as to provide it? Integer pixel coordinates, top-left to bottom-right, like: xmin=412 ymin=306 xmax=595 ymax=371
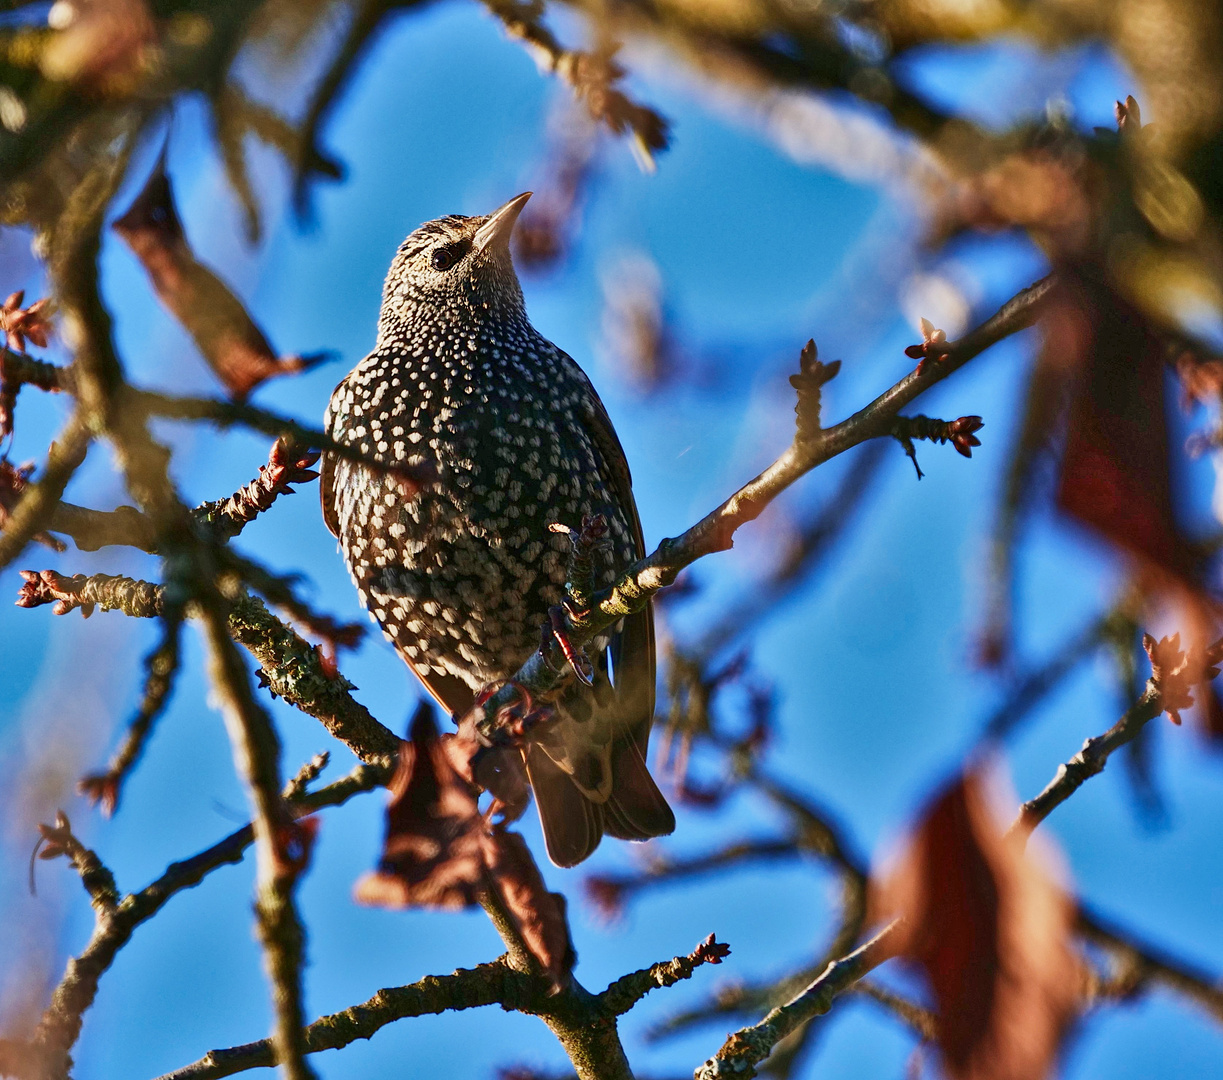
xmin=475 ymin=680 xmax=553 ymax=743
xmin=543 ymin=605 xmax=594 ymax=686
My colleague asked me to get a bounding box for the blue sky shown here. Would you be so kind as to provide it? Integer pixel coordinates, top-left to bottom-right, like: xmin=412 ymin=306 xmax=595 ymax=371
xmin=1 ymin=5 xmax=1221 ymax=1079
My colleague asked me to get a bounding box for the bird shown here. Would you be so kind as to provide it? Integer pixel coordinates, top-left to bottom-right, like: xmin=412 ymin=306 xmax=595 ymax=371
xmin=321 ymin=192 xmax=675 ymax=867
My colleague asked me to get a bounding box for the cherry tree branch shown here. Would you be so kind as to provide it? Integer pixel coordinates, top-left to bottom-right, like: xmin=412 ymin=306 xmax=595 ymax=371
xmin=1009 ymin=631 xmax=1221 ymax=839
xmin=15 ymin=571 xmax=400 ymax=765
xmin=1010 ymin=680 xmax=1163 ymax=838
xmin=476 ymin=275 xmax=1055 ymax=739
xmin=18 ymin=764 xmax=382 ymax=1080
xmin=693 ymin=919 xmax=901 ymax=1080
xmin=152 ymin=934 xmax=730 ymax=1080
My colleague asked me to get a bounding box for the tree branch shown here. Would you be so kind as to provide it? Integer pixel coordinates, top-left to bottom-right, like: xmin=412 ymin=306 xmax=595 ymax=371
xmin=21 ymin=765 xmax=383 ymax=1080
xmin=0 ymin=414 xmax=90 ymax=570
xmin=1078 ymin=906 xmax=1223 ymax=1025
xmin=599 ymin=934 xmax=730 ymax=1016
xmin=694 ymin=919 xmax=902 ymax=1080
xmin=1009 ymin=680 xmax=1163 ymax=838
xmin=130 ymin=389 xmax=434 ymax=488
xmin=476 ymin=275 xmax=1055 ymax=740
xmin=15 ymin=571 xmax=400 ymax=766
xmin=151 ymin=957 xmax=543 ymax=1080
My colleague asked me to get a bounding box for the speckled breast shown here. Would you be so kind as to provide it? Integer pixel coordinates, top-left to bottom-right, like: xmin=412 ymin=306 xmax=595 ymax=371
xmin=325 ymin=325 xmax=636 ymax=690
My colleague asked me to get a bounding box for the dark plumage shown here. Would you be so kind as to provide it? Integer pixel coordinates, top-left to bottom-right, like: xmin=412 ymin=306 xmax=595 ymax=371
xmin=322 ymin=193 xmax=674 ymax=866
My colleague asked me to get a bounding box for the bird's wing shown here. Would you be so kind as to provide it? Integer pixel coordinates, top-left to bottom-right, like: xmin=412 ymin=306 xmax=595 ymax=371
xmin=565 ymin=353 xmax=656 ymax=747
xmin=323 ymin=370 xmax=475 ymax=718
xmin=319 ymin=452 xmax=340 ymax=538
xmin=320 ymin=376 xmax=346 ymax=538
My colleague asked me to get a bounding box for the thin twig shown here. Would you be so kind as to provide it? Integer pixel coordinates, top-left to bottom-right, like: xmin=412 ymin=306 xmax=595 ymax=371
xmin=1010 ymin=681 xmax=1162 ymax=838
xmin=476 ymin=275 xmax=1055 ymax=741
xmin=0 ymin=415 xmax=90 ymax=570
xmin=23 ymin=765 xmax=383 ymax=1080
xmin=1077 ymin=906 xmax=1223 ymax=1024
xmin=151 ymin=957 xmax=541 ymax=1080
xmin=196 ymin=600 xmax=317 ymax=1080
xmin=599 ymin=935 xmax=731 ymax=1016
xmin=694 ymin=920 xmax=902 ymax=1080
xmin=15 ymin=571 xmax=400 ymax=766
xmin=131 ymin=389 xmax=434 ymax=488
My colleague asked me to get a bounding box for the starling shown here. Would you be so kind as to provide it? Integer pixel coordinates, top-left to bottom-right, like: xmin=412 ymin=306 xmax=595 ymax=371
xmin=322 ymin=192 xmax=675 ymax=866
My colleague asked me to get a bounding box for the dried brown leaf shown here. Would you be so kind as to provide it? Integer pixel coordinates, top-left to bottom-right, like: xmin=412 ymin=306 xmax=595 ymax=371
xmin=0 ymin=291 xmax=54 ymax=353
xmin=871 ymin=769 xmax=1080 ymax=1080
xmin=114 ymin=155 xmax=324 ymax=399
xmin=484 ymin=829 xmax=572 ymax=989
xmin=354 ymin=703 xmax=485 ymax=910
xmin=1052 ymin=275 xmax=1200 ymax=592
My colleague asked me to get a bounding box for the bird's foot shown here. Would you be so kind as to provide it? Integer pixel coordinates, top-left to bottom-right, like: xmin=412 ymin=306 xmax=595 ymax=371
xmin=475 ymin=680 xmax=554 ymax=743
xmin=543 ymin=605 xmax=594 ymax=687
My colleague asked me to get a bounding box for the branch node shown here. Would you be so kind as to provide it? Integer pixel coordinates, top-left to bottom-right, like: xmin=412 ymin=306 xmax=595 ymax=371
xmin=789 ymin=339 xmax=840 ymax=442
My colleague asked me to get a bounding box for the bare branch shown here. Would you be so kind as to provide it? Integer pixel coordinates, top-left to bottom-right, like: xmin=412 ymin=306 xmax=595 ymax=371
xmin=694 ymin=920 xmax=902 ymax=1080
xmin=22 ymin=764 xmax=383 ymax=1080
xmin=0 ymin=415 xmax=90 ymax=570
xmin=194 ymin=439 xmax=321 ymax=543
xmin=482 ymin=0 xmax=668 ymax=162
xmin=78 ymin=611 xmax=183 ymax=816
xmin=226 ymin=593 xmax=400 ymax=765
xmin=1078 ymin=907 xmax=1223 ymax=1025
xmin=1009 ymin=631 xmax=1223 ymax=839
xmin=16 ymin=569 xmax=164 ymax=618
xmin=130 ymin=389 xmax=435 ymax=489
xmin=15 ymin=571 xmax=399 ymax=766
xmin=476 ymin=276 xmax=1055 ymax=741
xmin=195 ymin=600 xmax=318 ymax=1080
xmin=599 ymin=934 xmax=731 ymax=1016
xmin=151 ymin=957 xmax=542 ymax=1080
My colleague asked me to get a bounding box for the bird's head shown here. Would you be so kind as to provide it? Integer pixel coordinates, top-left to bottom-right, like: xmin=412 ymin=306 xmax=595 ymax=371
xmin=378 ymin=192 xmax=532 ymax=338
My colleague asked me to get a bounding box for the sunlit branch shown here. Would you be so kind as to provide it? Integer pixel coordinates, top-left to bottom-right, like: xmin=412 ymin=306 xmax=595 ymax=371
xmin=694 ymin=919 xmax=902 ymax=1080
xmin=155 ymin=930 xmax=731 ymax=1080
xmin=18 ymin=765 xmax=382 ymax=1080
xmin=151 ymin=957 xmax=543 ymax=1080
xmin=600 ymin=935 xmax=731 ymax=1017
xmin=15 ymin=569 xmax=400 ymax=766
xmin=1010 ymin=681 xmax=1163 ymax=838
xmin=476 ymin=275 xmax=1055 ymax=740
xmin=693 ymin=440 xmax=888 ymax=662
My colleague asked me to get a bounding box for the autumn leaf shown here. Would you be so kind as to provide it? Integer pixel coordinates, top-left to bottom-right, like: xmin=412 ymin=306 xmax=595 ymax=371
xmin=483 ymin=829 xmax=572 ymax=989
xmin=354 ymin=702 xmax=486 ymax=910
xmin=113 ymin=153 xmax=328 ymax=399
xmin=871 ymin=769 xmax=1080 ymax=1080
xmin=356 ymin=702 xmax=575 ymax=985
xmin=1052 ymin=274 xmax=1188 ymax=578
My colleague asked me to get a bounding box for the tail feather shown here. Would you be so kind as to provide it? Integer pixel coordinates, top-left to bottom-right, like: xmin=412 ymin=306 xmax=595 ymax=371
xmin=603 ymin=735 xmax=676 ymax=841
xmin=524 ymin=742 xmax=603 ymax=868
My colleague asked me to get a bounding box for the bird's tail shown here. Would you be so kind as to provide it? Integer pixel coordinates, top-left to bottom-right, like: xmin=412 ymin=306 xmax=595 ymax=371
xmin=524 ymin=731 xmax=675 ymax=868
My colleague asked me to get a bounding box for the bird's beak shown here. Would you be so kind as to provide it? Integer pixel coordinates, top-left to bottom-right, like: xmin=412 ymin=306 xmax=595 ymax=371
xmin=473 ymin=191 xmax=532 ymax=253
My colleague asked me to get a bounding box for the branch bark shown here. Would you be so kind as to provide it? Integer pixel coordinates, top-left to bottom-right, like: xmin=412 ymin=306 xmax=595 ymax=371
xmin=475 ymin=275 xmax=1055 ymax=740
xmin=693 ymin=919 xmax=902 ymax=1080
xmin=1010 ymin=680 xmax=1163 ymax=838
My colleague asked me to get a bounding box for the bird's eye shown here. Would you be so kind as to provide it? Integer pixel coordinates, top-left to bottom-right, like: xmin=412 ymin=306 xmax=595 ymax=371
xmin=431 ymin=241 xmax=468 ymax=271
